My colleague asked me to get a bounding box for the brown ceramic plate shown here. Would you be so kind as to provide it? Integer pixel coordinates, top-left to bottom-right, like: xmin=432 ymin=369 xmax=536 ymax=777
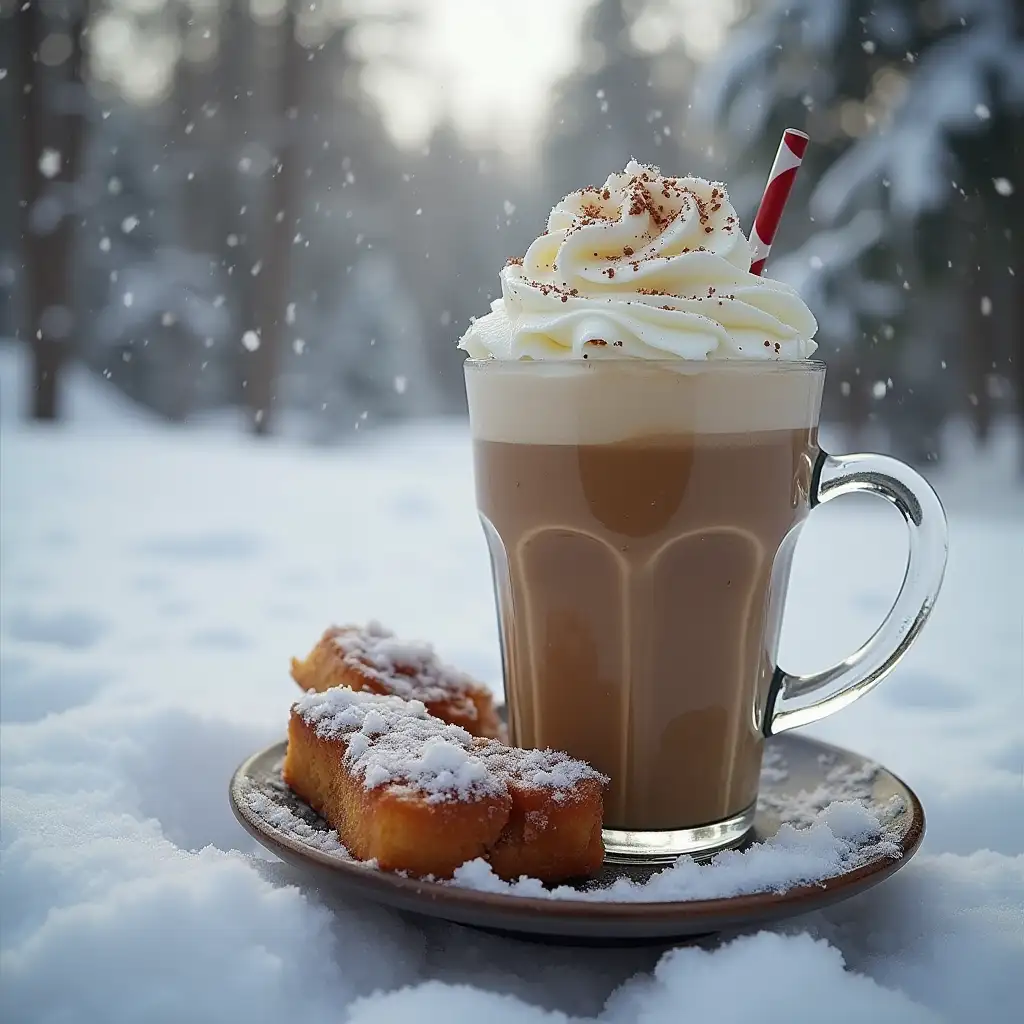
xmin=229 ymin=732 xmax=924 ymax=946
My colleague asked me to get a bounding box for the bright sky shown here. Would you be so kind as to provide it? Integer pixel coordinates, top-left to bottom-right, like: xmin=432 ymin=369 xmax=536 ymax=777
xmin=355 ymin=0 xmax=737 ymax=154
xmin=356 ymin=0 xmax=592 ymax=152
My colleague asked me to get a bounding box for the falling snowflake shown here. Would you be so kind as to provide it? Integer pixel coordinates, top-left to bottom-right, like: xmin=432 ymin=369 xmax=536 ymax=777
xmin=993 ymin=178 xmax=1014 ymax=197
xmin=121 ymin=215 xmax=139 ymax=234
xmin=250 ymin=260 xmax=262 ymax=276
xmin=840 ymin=381 xmax=851 ymax=397
xmin=226 ymin=234 xmax=239 ymax=247
xmin=242 ymin=330 xmax=260 ymax=352
xmin=974 ymin=104 xmax=991 ymax=120
xmin=99 ymin=237 xmax=111 ymax=252
xmin=292 ymin=338 xmax=305 ymax=354
xmin=393 ymin=375 xmax=407 ymax=395
xmin=123 ymin=292 xmax=134 ymax=307
xmin=285 ymin=302 xmax=296 ymax=324
xmin=861 ymin=40 xmax=876 ymax=53
xmin=38 ymin=148 xmax=61 ymax=178
xmin=161 ymin=311 xmax=176 ymax=326
xmin=108 ymin=177 xmax=122 ymax=195
xmin=503 ymin=200 xmax=516 ymax=217
xmin=980 ymin=296 xmax=992 ymax=316
xmin=872 ymin=381 xmax=887 ymax=399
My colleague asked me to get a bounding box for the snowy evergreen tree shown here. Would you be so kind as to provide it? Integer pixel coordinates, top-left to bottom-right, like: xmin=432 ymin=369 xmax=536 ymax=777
xmin=697 ymin=0 xmax=1024 ymax=465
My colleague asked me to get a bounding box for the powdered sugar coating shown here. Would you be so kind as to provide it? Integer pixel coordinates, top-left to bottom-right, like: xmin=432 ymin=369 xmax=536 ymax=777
xmin=292 ymin=684 xmax=602 ymax=802
xmin=294 ymin=686 xmax=500 ymax=804
xmin=327 ymin=621 xmax=481 ymax=715
xmin=477 ymin=742 xmax=608 ymax=797
xmin=292 ymin=686 xmax=605 ymax=805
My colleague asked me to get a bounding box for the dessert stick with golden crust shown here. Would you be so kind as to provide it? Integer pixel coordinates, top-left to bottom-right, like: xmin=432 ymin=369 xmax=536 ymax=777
xmin=290 ymin=622 xmax=503 ymax=739
xmin=283 ymin=686 xmax=606 ymax=882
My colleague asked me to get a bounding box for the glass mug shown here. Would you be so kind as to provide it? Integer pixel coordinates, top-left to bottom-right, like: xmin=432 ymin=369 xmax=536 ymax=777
xmin=465 ymin=359 xmax=948 ymax=862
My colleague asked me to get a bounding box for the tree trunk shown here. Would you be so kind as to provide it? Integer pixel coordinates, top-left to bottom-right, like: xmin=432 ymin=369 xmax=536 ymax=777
xmin=1008 ymin=0 xmax=1024 ymax=475
xmin=167 ymin=9 xmax=227 ymax=423
xmin=222 ymin=0 xmax=260 ymax=404
xmin=246 ymin=10 xmax=304 ymax=436
xmin=964 ymin=200 xmax=994 ymax=445
xmin=15 ymin=1 xmax=86 ymax=421
xmin=1011 ymin=185 xmax=1024 ymax=477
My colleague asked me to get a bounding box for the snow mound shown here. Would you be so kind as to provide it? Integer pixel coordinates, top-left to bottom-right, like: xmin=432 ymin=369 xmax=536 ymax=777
xmin=1 ymin=392 xmax=1021 ymax=1022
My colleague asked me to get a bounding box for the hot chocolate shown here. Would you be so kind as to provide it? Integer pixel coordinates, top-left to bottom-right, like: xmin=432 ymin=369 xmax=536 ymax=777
xmin=467 ymin=361 xmax=822 ymax=830
xmin=460 ymin=161 xmax=824 ymax=854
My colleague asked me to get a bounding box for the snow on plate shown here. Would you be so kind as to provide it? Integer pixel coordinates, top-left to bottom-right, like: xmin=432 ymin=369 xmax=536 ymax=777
xmin=1 ymin=345 xmax=1022 ymax=1023
xmin=236 ymin=746 xmax=908 ymax=904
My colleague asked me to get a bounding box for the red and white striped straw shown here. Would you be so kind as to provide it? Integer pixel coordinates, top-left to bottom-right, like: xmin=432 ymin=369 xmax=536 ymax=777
xmin=749 ymin=128 xmax=809 ymax=277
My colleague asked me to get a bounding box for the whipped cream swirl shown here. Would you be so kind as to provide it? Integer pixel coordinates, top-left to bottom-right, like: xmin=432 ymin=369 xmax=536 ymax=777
xmin=459 ymin=160 xmax=817 ymax=361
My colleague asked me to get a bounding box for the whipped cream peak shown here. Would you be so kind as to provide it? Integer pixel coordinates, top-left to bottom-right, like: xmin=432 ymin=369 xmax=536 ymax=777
xmin=459 ymin=160 xmax=817 ymax=362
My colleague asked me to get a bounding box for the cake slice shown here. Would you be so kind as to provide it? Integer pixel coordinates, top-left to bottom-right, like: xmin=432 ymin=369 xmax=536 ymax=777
xmin=290 ymin=622 xmax=503 ymax=739
xmin=283 ymin=686 xmax=606 ymax=881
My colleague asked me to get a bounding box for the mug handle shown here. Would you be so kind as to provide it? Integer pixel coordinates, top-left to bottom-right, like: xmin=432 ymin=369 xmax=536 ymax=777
xmin=763 ymin=450 xmax=949 ymax=736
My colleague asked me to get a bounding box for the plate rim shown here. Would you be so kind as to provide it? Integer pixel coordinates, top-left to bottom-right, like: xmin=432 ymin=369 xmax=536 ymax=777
xmin=229 ymin=733 xmax=925 ymax=934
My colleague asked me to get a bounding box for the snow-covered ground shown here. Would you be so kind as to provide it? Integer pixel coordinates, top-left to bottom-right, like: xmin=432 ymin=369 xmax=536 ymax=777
xmin=2 ymin=347 xmax=1022 ymax=1023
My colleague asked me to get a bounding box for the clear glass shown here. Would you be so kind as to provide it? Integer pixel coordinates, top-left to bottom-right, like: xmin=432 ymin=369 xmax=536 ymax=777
xmin=465 ymin=359 xmax=948 ymax=862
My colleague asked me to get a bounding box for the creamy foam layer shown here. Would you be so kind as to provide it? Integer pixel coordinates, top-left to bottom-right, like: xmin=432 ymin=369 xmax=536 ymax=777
xmin=465 ymin=361 xmax=823 ymax=443
xmin=458 ymin=161 xmax=818 ymax=362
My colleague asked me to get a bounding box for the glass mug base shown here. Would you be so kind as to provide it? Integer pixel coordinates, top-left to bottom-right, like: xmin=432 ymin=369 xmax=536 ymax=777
xmin=602 ymin=802 xmax=757 ymax=864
